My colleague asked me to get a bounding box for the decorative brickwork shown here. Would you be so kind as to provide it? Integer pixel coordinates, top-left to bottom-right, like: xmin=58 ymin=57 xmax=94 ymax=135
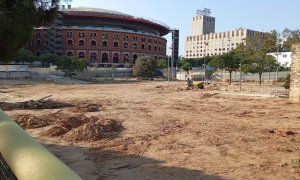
xmin=289 ymin=44 xmax=300 ymax=101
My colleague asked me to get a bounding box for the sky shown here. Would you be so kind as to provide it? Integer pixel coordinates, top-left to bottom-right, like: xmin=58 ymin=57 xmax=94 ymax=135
xmin=67 ymin=0 xmax=300 ymax=56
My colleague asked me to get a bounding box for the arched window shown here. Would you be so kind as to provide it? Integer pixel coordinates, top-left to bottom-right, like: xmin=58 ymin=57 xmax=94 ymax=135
xmin=91 ymin=40 xmax=96 ymax=46
xmin=149 ymin=45 xmax=152 ymax=50
xmin=36 ymin=40 xmax=41 ymax=45
xmin=133 ymin=43 xmax=137 ymax=49
xmin=113 ymin=41 xmax=119 ymax=47
xmin=67 ymin=40 xmax=73 ymax=46
xmin=124 ymin=42 xmax=128 ymax=48
xmin=102 ymin=53 xmax=108 ymax=63
xmin=123 ymin=53 xmax=129 ymax=63
xmin=141 ymin=44 xmax=145 ymax=49
xmin=67 ymin=52 xmax=73 ymax=56
xmin=133 ymin=54 xmax=138 ymax=64
xmin=154 ymin=46 xmax=157 ymax=51
xmin=78 ymin=52 xmax=85 ymax=58
xmin=90 ymin=53 xmax=97 ymax=64
xmin=102 ymin=41 xmax=108 ymax=47
xmin=79 ymin=40 xmax=84 ymax=46
xmin=113 ymin=53 xmax=119 ymax=63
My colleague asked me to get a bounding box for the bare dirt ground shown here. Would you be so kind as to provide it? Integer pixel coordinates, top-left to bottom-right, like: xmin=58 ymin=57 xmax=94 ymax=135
xmin=1 ymin=79 xmax=300 ymax=180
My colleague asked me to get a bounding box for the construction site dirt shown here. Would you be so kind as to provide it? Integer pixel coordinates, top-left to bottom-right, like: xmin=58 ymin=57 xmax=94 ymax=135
xmin=1 ymin=79 xmax=300 ymax=179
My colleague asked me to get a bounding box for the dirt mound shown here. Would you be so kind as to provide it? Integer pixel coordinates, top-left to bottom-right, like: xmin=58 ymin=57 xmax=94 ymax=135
xmin=71 ymin=103 xmax=101 ymax=113
xmin=14 ymin=114 xmax=51 ymax=129
xmin=65 ymin=118 xmax=124 ymax=142
xmin=43 ymin=114 xmax=92 ymax=137
xmin=0 ymin=99 xmax=73 ymax=111
xmin=268 ymin=128 xmax=297 ymax=137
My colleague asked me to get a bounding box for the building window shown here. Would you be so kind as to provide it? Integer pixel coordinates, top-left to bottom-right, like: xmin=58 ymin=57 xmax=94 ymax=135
xmin=123 ymin=35 xmax=129 ymax=40
xmin=90 ymin=53 xmax=97 ymax=64
xmin=67 ymin=32 xmax=73 ymax=37
xmin=123 ymin=53 xmax=130 ymax=63
xmin=133 ymin=54 xmax=138 ymax=64
xmin=36 ymin=51 xmax=41 ymax=57
xmin=67 ymin=40 xmax=72 ymax=46
xmin=36 ymin=40 xmax=41 ymax=45
xmin=91 ymin=40 xmax=96 ymax=46
xmin=102 ymin=33 xmax=108 ymax=39
xmin=113 ymin=53 xmax=119 ymax=63
xmin=79 ymin=40 xmax=84 ymax=46
xmin=102 ymin=41 xmax=108 ymax=47
xmin=141 ymin=37 xmax=146 ymax=42
xmin=124 ymin=42 xmax=129 ymax=48
xmin=149 ymin=45 xmax=152 ymax=50
xmin=90 ymin=32 xmax=96 ymax=38
xmin=283 ymin=54 xmax=287 ymax=58
xmin=133 ymin=36 xmax=138 ymax=41
xmin=113 ymin=33 xmax=119 ymax=40
xmin=113 ymin=41 xmax=119 ymax=47
xmin=67 ymin=52 xmax=73 ymax=56
xmin=78 ymin=52 xmax=85 ymax=58
xmin=133 ymin=43 xmax=138 ymax=49
xmin=154 ymin=46 xmax=157 ymax=51
xmin=102 ymin=53 xmax=108 ymax=63
xmin=148 ymin=39 xmax=152 ymax=43
xmin=36 ymin=32 xmax=41 ymax=38
xmin=79 ymin=32 xmax=84 ymax=38
xmin=141 ymin=44 xmax=145 ymax=49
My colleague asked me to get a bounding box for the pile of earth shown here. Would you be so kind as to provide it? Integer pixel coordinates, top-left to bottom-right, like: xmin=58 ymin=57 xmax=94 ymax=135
xmin=14 ymin=113 xmax=124 ymax=142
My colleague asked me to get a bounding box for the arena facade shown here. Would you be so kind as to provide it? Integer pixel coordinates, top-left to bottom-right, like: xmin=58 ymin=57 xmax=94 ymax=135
xmin=28 ymin=5 xmax=170 ymax=67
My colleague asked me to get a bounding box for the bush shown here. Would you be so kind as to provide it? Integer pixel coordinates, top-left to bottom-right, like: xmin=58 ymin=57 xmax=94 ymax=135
xmin=133 ymin=56 xmax=157 ymax=78
xmin=282 ymin=74 xmax=290 ymax=90
xmin=56 ymin=56 xmax=87 ymax=76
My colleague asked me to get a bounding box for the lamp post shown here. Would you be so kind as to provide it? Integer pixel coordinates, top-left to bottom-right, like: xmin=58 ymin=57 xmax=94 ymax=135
xmin=276 ymin=32 xmax=281 ymax=90
xmin=204 ymin=42 xmax=209 ymax=82
xmin=239 ymin=39 xmax=245 ymax=92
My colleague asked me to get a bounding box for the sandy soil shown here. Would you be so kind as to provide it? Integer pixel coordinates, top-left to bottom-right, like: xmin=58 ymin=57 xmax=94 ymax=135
xmin=1 ymin=79 xmax=300 ymax=180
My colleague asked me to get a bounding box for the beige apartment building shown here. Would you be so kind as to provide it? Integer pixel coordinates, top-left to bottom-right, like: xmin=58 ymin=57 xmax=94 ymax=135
xmin=185 ymin=11 xmax=263 ymax=58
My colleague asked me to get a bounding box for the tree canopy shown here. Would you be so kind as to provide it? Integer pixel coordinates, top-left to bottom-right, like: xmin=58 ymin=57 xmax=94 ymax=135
xmin=0 ymin=0 xmax=59 ymax=61
xmin=56 ymin=56 xmax=87 ymax=76
xmin=132 ymin=56 xmax=157 ymax=78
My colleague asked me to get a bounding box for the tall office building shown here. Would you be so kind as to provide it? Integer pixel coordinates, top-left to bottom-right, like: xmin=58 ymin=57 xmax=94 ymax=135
xmin=185 ymin=9 xmax=263 ymax=59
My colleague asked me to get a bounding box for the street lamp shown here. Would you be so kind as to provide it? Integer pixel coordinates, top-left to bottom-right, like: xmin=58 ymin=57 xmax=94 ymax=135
xmin=275 ymin=32 xmax=281 ymax=90
xmin=204 ymin=42 xmax=209 ymax=82
xmin=239 ymin=39 xmax=245 ymax=92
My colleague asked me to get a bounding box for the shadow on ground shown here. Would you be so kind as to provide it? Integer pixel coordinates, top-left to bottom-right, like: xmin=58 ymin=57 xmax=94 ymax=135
xmin=44 ymin=143 xmax=223 ymax=180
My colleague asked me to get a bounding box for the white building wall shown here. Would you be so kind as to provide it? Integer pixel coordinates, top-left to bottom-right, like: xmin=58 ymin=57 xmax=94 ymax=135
xmin=267 ymin=52 xmax=292 ymax=67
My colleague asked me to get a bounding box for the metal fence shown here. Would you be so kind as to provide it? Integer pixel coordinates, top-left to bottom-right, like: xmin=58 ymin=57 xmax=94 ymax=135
xmin=0 ymin=153 xmax=17 ymax=180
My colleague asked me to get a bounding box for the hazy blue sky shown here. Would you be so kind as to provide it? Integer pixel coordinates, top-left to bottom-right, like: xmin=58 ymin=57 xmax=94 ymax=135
xmin=68 ymin=0 xmax=300 ymax=55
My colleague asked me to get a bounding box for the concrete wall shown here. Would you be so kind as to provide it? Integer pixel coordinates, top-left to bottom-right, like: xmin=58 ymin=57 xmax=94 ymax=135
xmin=289 ymin=44 xmax=300 ymax=101
xmin=0 ymin=65 xmax=31 ymax=78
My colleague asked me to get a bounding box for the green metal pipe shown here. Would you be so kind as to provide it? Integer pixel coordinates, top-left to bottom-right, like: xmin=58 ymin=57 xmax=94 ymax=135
xmin=0 ymin=110 xmax=82 ymax=180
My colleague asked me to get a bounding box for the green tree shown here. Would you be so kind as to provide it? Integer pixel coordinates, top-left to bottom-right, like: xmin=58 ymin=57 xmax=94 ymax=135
xmin=0 ymin=0 xmax=60 ymax=61
xmin=282 ymin=29 xmax=300 ymax=51
xmin=209 ymin=52 xmax=240 ymax=85
xmin=39 ymin=53 xmax=59 ymax=66
xmin=56 ymin=56 xmax=87 ymax=76
xmin=243 ymin=33 xmax=279 ymax=86
xmin=181 ymin=61 xmax=192 ymax=73
xmin=133 ymin=56 xmax=157 ymax=78
xmin=14 ymin=48 xmax=35 ymax=64
xmin=157 ymin=58 xmax=168 ymax=69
